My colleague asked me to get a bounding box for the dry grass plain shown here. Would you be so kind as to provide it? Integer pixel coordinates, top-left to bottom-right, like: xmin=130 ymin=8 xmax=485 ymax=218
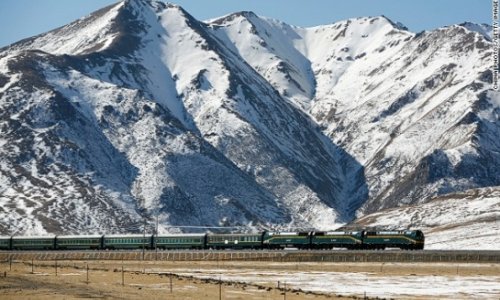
xmin=0 ymin=260 xmax=498 ymax=299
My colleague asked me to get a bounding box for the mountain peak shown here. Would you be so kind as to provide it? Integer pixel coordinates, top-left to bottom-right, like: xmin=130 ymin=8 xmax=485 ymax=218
xmin=318 ymin=15 xmax=409 ymax=35
xmin=459 ymin=22 xmax=493 ymax=41
xmin=379 ymin=15 xmax=408 ymax=31
xmin=121 ymin=0 xmax=169 ymax=13
xmin=3 ymin=1 xmax=125 ymax=55
xmin=209 ymin=11 xmax=259 ymax=26
xmin=233 ymin=11 xmax=258 ymax=19
xmin=121 ymin=0 xmax=192 ymax=16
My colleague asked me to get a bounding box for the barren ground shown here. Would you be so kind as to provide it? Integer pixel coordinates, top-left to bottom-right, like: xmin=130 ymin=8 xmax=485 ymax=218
xmin=0 ymin=260 xmax=498 ymax=299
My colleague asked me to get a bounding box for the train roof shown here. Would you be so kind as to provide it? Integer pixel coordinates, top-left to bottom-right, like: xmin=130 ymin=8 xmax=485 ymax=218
xmin=158 ymin=233 xmax=206 ymax=237
xmin=207 ymin=233 xmax=261 ymax=236
xmin=267 ymin=231 xmax=309 ymax=235
xmin=371 ymin=230 xmax=418 ymax=234
xmin=103 ymin=234 xmax=153 ymax=238
xmin=12 ymin=236 xmax=56 ymax=240
xmin=321 ymin=231 xmax=361 ymax=235
xmin=57 ymin=235 xmax=103 ymax=239
xmin=0 ymin=236 xmax=12 ymax=239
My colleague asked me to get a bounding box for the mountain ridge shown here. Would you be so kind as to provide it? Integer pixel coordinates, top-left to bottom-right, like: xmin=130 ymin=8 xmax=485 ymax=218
xmin=0 ymin=1 xmax=498 ymax=249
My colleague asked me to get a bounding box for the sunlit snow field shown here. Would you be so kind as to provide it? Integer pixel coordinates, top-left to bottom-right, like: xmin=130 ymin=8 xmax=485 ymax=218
xmin=168 ymin=266 xmax=500 ymax=299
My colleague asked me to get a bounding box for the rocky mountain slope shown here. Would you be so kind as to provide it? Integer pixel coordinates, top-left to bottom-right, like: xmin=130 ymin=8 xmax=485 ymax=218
xmin=209 ymin=12 xmax=498 ymax=215
xmin=352 ymin=187 xmax=500 ymax=249
xmin=0 ymin=0 xmax=498 ymax=246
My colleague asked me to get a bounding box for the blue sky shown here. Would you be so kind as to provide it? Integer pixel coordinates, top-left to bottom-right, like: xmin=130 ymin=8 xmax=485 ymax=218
xmin=0 ymin=0 xmax=491 ymax=48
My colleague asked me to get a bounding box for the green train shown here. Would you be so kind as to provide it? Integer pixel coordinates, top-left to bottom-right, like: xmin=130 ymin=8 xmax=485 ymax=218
xmin=156 ymin=234 xmax=205 ymax=250
xmin=311 ymin=231 xmax=363 ymax=249
xmin=263 ymin=232 xmax=311 ymax=249
xmin=0 ymin=230 xmax=424 ymax=251
xmin=207 ymin=233 xmax=263 ymax=249
xmin=361 ymin=230 xmax=425 ymax=250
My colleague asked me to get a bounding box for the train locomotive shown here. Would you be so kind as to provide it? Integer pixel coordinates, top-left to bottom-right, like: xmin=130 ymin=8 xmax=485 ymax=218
xmin=0 ymin=230 xmax=424 ymax=251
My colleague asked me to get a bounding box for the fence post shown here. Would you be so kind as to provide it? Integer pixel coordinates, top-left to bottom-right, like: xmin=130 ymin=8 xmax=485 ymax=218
xmin=31 ymin=259 xmax=34 ymax=274
xmin=219 ymin=275 xmax=222 ymax=300
xmin=55 ymin=259 xmax=58 ymax=276
xmin=86 ymin=262 xmax=89 ymax=284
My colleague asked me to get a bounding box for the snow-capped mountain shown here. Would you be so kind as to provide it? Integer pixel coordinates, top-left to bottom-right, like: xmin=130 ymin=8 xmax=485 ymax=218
xmin=209 ymin=12 xmax=498 ymax=215
xmin=0 ymin=0 xmax=498 ymax=244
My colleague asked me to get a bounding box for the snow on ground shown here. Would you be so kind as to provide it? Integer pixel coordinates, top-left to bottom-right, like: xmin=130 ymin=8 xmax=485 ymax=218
xmin=354 ymin=187 xmax=500 ymax=250
xmin=166 ymin=266 xmax=500 ymax=299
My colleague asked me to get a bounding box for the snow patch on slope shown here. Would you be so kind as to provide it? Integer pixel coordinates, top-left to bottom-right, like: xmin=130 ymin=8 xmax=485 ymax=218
xmin=353 ymin=187 xmax=500 ymax=250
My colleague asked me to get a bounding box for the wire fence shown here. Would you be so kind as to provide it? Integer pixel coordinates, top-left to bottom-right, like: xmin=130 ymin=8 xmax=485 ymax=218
xmin=1 ymin=250 xmax=499 ymax=263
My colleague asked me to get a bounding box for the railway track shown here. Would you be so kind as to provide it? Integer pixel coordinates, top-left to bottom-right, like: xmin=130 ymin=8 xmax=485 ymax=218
xmin=1 ymin=249 xmax=499 ymax=263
